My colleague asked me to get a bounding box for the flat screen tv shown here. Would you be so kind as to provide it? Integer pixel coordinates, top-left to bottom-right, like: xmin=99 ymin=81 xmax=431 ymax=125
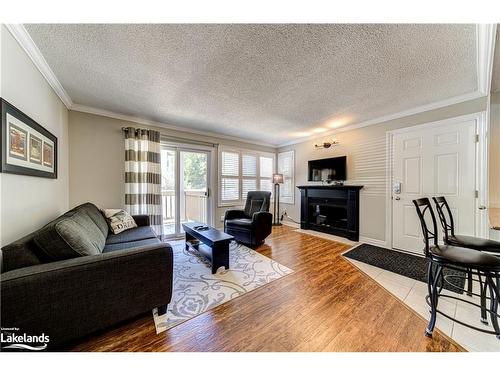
xmin=308 ymin=156 xmax=347 ymax=182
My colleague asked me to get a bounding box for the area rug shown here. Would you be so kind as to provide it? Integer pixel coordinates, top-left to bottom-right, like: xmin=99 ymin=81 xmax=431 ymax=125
xmin=343 ymin=243 xmax=466 ymax=293
xmin=153 ymin=241 xmax=293 ymax=333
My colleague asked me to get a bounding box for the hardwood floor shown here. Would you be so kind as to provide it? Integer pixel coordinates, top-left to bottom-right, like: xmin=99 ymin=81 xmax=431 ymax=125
xmin=69 ymin=225 xmax=463 ymax=352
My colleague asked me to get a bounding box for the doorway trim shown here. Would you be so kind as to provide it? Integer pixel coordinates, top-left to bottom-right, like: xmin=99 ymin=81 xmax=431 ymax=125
xmin=385 ymin=111 xmax=488 ymax=250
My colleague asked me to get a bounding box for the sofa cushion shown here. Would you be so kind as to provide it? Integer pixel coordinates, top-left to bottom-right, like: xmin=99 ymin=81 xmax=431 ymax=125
xmin=103 ymin=237 xmax=162 ymax=253
xmin=106 ymin=226 xmax=158 ymax=245
xmin=1 ymin=231 xmax=47 ymax=273
xmin=77 ymin=203 xmax=109 ymax=237
xmin=34 ymin=209 xmax=106 ymax=260
xmin=225 ymin=218 xmax=253 ymax=229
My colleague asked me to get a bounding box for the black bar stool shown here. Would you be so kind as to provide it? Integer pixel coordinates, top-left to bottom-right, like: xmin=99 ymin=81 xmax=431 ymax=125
xmin=432 ymin=196 xmax=500 ymax=255
xmin=432 ymin=196 xmax=500 ymax=323
xmin=413 ymin=198 xmax=500 ymax=339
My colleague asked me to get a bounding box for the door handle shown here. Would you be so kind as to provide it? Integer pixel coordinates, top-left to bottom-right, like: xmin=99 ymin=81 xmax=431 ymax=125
xmin=478 ymin=205 xmax=487 ymax=210
xmin=394 ymin=196 xmax=401 ymax=201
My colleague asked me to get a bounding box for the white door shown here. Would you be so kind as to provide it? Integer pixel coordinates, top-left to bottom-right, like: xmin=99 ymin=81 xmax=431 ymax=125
xmin=160 ymin=146 xmax=211 ymax=238
xmin=392 ymin=119 xmax=477 ymax=254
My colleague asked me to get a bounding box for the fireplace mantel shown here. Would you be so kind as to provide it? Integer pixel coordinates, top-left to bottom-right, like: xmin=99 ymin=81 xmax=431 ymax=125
xmin=296 ymin=185 xmax=364 ymax=190
xmin=296 ymin=185 xmax=363 ymax=241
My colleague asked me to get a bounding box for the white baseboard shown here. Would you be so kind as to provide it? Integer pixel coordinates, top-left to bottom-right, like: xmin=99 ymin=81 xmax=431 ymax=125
xmin=293 ymin=228 xmax=358 ymax=246
xmin=282 ymin=222 xmax=389 ymax=249
xmin=358 ymin=236 xmax=389 ymax=249
xmin=281 ymin=220 xmax=300 ymax=229
xmin=286 ymin=224 xmax=389 ymax=249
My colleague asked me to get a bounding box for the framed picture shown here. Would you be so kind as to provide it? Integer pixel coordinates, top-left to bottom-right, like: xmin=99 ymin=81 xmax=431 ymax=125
xmin=1 ymin=98 xmax=58 ymax=179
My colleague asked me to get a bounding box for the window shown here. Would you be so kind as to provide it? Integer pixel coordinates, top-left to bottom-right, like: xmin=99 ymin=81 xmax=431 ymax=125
xmin=219 ymin=147 xmax=275 ymax=206
xmin=242 ymin=178 xmax=257 ymax=199
xmin=220 ymin=151 xmax=239 ymax=202
xmin=242 ymin=154 xmax=257 ymax=199
xmin=278 ymin=150 xmax=294 ymax=204
xmin=259 ymin=156 xmax=273 ymax=197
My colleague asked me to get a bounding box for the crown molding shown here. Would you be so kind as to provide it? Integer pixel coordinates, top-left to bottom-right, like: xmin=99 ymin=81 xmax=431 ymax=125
xmin=5 ymin=24 xmax=73 ymax=108
xmin=277 ymin=91 xmax=485 ymax=148
xmin=477 ymin=23 xmax=497 ymax=95
xmin=70 ymin=104 xmax=278 ymax=149
xmin=279 ymin=24 xmax=495 ymax=148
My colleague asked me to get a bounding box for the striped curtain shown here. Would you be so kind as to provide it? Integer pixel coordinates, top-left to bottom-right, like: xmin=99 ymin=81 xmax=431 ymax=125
xmin=124 ymin=127 xmax=163 ymax=237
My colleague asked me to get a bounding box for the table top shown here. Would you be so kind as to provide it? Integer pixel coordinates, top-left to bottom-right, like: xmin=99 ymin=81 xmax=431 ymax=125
xmin=490 ymin=208 xmax=500 ymax=230
xmin=182 ymin=222 xmax=234 ymax=243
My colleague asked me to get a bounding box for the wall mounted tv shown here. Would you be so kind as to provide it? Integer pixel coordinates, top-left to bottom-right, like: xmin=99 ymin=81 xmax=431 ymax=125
xmin=308 ymin=156 xmax=347 ymax=182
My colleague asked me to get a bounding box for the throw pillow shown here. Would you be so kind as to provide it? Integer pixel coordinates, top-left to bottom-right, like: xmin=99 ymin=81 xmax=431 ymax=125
xmin=102 ymin=209 xmax=138 ymax=234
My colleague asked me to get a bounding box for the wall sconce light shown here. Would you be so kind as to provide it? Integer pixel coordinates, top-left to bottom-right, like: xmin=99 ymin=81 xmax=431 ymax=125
xmin=314 ymin=140 xmax=339 ymax=149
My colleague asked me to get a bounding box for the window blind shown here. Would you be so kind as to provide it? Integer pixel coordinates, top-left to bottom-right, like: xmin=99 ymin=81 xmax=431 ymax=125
xmin=242 ymin=179 xmax=257 ymax=199
xmin=222 ymin=151 xmax=239 ymax=176
xmin=242 ymin=154 xmax=257 ymax=177
xmin=221 ymin=178 xmax=239 ymax=201
xmin=278 ymin=150 xmax=295 ymax=204
xmin=219 ymin=148 xmax=275 ymax=205
xmin=260 ymin=156 xmax=273 ymax=178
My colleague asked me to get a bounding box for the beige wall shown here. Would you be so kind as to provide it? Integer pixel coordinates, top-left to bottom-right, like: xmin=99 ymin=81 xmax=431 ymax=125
xmin=68 ymin=110 xmax=275 ymax=228
xmin=490 ymin=92 xmax=500 ymax=208
xmin=0 ymin=25 xmax=69 ymax=246
xmin=70 ymin=96 xmax=488 ymax=239
xmin=278 ymin=96 xmax=488 ymax=244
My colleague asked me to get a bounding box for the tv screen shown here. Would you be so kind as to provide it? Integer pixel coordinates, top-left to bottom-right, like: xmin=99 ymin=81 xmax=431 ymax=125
xmin=308 ymin=156 xmax=347 ymax=182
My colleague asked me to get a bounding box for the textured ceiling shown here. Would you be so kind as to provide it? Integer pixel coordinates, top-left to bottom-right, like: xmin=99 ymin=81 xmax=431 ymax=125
xmin=25 ymin=24 xmax=478 ymax=145
xmin=492 ymin=28 xmax=500 ymax=93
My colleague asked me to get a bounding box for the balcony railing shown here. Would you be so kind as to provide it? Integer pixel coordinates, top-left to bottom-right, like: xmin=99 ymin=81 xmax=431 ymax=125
xmin=162 ymin=190 xmax=175 ymax=221
xmin=161 ymin=189 xmax=207 ymax=224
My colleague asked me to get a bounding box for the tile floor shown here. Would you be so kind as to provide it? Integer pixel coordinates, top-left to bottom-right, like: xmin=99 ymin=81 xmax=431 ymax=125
xmin=345 ymin=256 xmax=500 ymax=352
xmin=291 ymin=227 xmax=500 ymax=352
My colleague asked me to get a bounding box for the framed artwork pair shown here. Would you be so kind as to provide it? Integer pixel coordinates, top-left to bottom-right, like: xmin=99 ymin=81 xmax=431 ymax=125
xmin=0 ymin=98 xmax=57 ymax=179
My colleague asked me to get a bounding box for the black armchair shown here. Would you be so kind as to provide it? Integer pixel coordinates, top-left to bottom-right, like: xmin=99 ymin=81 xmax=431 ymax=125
xmin=224 ymin=191 xmax=272 ymax=246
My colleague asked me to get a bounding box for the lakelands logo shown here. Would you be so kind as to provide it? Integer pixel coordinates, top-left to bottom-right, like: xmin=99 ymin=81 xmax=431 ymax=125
xmin=1 ymin=327 xmax=49 ymax=351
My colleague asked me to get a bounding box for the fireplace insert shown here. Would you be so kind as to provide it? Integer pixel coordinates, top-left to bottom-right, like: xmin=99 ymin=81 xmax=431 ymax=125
xmin=297 ymin=185 xmax=363 ymax=241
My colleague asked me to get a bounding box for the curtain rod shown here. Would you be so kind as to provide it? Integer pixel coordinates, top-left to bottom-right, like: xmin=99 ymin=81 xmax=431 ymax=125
xmin=161 ymin=134 xmax=218 ymax=148
xmin=121 ymin=127 xmax=217 ymax=147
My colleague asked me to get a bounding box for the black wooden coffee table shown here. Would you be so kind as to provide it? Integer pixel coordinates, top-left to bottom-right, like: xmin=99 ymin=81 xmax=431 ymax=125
xmin=182 ymin=222 xmax=234 ymax=274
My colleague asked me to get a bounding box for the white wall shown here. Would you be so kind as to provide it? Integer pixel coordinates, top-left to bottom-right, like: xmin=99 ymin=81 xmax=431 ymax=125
xmin=0 ymin=25 xmax=69 ymax=246
xmin=489 ymin=92 xmax=500 ymax=240
xmin=490 ymin=92 xmax=500 ymax=208
xmin=278 ymin=96 xmax=488 ymax=245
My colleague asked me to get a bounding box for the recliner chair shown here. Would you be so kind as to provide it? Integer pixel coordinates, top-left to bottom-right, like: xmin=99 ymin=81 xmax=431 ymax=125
xmin=224 ymin=191 xmax=272 ymax=246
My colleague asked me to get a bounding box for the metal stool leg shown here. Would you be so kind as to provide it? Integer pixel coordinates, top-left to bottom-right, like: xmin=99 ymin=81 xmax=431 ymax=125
xmin=438 ymin=269 xmax=444 ymax=294
xmin=467 ymin=269 xmax=473 ymax=297
xmin=497 ymin=276 xmax=500 ymax=310
xmin=426 ymin=263 xmax=443 ymax=337
xmin=487 ymin=276 xmax=500 ymax=339
xmin=478 ymin=271 xmax=488 ymax=325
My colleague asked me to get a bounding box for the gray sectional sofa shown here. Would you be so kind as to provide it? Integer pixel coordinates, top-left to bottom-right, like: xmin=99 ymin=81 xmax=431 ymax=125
xmin=0 ymin=203 xmax=173 ymax=350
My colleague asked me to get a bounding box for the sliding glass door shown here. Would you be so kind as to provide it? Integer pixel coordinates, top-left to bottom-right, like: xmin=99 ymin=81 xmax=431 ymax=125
xmin=161 ymin=146 xmax=211 ymax=238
